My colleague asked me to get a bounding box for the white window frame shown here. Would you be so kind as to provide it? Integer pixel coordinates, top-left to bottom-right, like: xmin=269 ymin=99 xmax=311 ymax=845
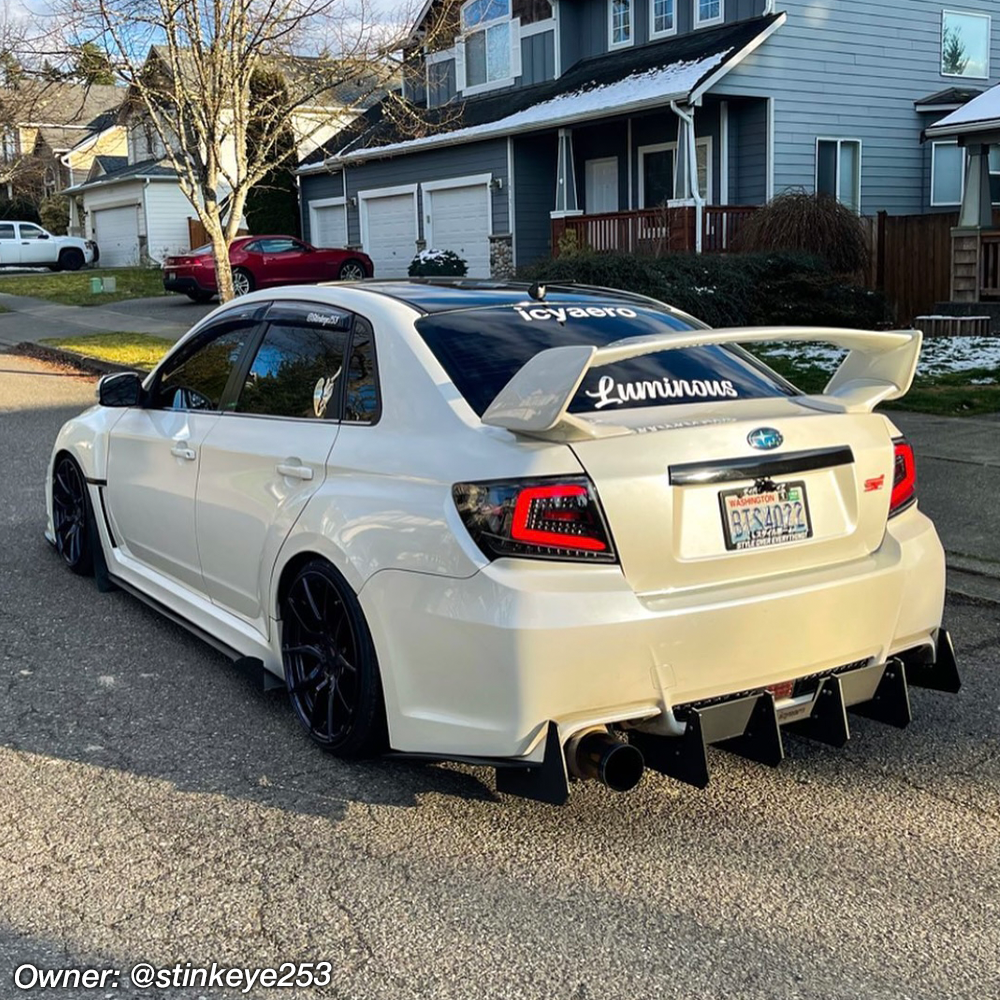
xmin=637 ymin=137 xmax=713 ymax=207
xmin=421 ymin=173 xmax=494 ymax=250
xmin=694 ymin=0 xmax=724 ymax=30
xmin=941 ymin=9 xmax=991 ymax=81
xmin=929 ymin=141 xmax=1000 ymax=206
xmin=649 ymin=0 xmax=677 ymax=39
xmin=425 ymin=48 xmax=455 ymax=108
xmin=608 ymin=0 xmax=633 ymax=50
xmin=357 ymin=183 xmax=419 ymax=257
xmin=308 ymin=195 xmax=348 ymax=247
xmin=456 ymin=0 xmax=521 ymax=97
xmin=815 ymin=136 xmax=862 ymax=214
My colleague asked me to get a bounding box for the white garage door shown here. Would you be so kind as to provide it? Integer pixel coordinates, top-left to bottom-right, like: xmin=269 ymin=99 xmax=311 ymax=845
xmin=425 ymin=182 xmax=490 ymax=279
xmin=361 ymin=192 xmax=416 ymax=278
xmin=92 ymin=205 xmax=140 ymax=268
xmin=311 ymin=203 xmax=347 ymax=248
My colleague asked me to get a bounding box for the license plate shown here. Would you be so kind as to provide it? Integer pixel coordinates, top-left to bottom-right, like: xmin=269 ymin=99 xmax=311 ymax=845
xmin=166 ymin=271 xmax=176 ymax=280
xmin=720 ymin=480 xmax=812 ymax=551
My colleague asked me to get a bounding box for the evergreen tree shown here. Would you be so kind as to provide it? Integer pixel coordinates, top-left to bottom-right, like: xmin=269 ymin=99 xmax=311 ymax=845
xmin=942 ymin=25 xmax=968 ymax=75
xmin=245 ymin=68 xmax=299 ymax=237
xmin=74 ymin=43 xmax=115 ymax=85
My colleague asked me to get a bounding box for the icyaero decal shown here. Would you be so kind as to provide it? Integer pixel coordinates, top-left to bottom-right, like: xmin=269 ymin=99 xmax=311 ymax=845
xmin=514 ymin=305 xmax=638 ymax=322
xmin=584 ymin=375 xmax=739 ymax=409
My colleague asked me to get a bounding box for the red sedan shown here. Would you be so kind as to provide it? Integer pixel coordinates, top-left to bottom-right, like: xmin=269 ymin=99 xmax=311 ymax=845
xmin=162 ymin=235 xmax=374 ymax=302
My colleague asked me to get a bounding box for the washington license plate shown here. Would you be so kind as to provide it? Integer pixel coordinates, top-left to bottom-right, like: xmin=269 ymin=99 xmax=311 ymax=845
xmin=720 ymin=481 xmax=812 ymax=551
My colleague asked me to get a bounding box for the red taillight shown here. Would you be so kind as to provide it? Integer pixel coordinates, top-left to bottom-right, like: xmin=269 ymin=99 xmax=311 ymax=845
xmin=889 ymin=438 xmax=916 ymax=517
xmin=453 ymin=477 xmax=617 ymax=563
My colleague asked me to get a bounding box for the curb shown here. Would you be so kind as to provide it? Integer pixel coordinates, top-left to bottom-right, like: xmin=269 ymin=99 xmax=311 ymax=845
xmin=7 ymin=341 xmax=143 ymax=376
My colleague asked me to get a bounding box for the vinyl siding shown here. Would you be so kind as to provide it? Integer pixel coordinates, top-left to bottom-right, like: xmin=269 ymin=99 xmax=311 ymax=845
xmin=341 ymin=140 xmax=509 ymax=246
xmin=709 ymin=0 xmax=1000 ymax=214
xmin=728 ymin=99 xmax=767 ymax=204
xmin=300 ymin=172 xmax=345 ymax=244
xmin=513 ymin=131 xmax=558 ymax=264
xmin=144 ymin=182 xmax=201 ymax=262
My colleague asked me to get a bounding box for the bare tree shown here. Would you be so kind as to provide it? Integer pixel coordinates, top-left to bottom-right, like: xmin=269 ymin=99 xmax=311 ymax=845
xmin=58 ymin=0 xmax=414 ymax=299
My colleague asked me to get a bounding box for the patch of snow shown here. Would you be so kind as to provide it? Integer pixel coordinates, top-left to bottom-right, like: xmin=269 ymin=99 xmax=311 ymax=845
xmin=415 ymin=248 xmax=458 ymax=262
xmin=338 ymin=51 xmax=732 ymax=162
xmin=755 ymin=336 xmax=1000 ymax=379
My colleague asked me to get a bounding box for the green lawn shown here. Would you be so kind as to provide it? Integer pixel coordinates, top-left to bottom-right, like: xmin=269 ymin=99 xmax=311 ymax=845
xmin=39 ymin=332 xmax=175 ymax=370
xmin=753 ymin=346 xmax=1000 ymax=418
xmin=0 ymin=267 xmax=166 ymax=306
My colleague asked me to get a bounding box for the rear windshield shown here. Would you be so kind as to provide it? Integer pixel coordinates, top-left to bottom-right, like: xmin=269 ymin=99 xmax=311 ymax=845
xmin=414 ymin=303 xmax=795 ymax=416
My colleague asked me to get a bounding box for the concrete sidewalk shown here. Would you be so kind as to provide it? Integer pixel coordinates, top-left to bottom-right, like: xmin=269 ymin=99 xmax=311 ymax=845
xmin=0 ymin=291 xmax=211 ymax=347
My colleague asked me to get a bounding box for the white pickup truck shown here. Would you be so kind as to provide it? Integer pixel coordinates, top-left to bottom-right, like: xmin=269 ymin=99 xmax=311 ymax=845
xmin=0 ymin=221 xmax=98 ymax=270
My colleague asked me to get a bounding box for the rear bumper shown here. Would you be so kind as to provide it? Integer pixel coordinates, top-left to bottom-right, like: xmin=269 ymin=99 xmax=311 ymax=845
xmin=163 ymin=274 xmax=215 ymax=295
xmin=360 ymin=506 xmax=947 ymax=759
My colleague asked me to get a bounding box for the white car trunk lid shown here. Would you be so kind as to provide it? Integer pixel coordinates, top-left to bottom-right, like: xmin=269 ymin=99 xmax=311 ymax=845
xmin=570 ymin=402 xmax=896 ymax=595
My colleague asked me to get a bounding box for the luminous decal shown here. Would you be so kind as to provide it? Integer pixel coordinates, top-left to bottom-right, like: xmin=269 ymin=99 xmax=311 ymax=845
xmin=513 ymin=305 xmax=638 ymax=322
xmin=313 ymin=367 xmax=341 ymax=418
xmin=307 ymin=311 xmax=344 ymax=327
xmin=585 ymin=375 xmax=739 ymax=409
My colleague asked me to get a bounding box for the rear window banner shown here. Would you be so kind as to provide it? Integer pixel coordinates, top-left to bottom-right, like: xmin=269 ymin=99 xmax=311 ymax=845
xmin=585 ymin=375 xmax=739 ymax=409
xmin=415 ymin=304 xmax=794 ymax=417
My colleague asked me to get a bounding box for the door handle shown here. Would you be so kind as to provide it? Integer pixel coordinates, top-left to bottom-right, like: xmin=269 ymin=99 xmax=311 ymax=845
xmin=276 ymin=463 xmax=313 ymax=481
xmin=171 ymin=444 xmax=196 ymax=461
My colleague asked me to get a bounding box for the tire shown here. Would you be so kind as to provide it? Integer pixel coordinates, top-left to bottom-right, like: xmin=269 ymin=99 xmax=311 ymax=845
xmin=232 ymin=267 xmax=254 ymax=296
xmin=51 ymin=455 xmax=94 ymax=576
xmin=186 ymin=290 xmax=214 ymax=303
xmin=58 ymin=248 xmax=84 ymax=272
xmin=337 ymin=258 xmax=367 ymax=281
xmin=281 ymin=559 xmax=388 ymax=758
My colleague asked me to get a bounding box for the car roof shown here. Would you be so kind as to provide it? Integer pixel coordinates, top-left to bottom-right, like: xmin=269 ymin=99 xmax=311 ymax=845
xmin=344 ymin=278 xmax=675 ymax=315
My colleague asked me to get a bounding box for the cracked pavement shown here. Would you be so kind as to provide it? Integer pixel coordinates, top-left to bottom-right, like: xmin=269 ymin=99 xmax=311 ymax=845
xmin=1 ymin=352 xmax=998 ymax=1000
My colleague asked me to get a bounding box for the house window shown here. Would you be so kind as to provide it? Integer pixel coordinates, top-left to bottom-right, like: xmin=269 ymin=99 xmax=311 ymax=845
xmin=609 ymin=0 xmax=632 ymax=48
xmin=695 ymin=0 xmax=723 ymax=28
xmin=639 ymin=139 xmax=712 ymax=207
xmin=462 ymin=0 xmax=513 ymax=88
xmin=931 ymin=141 xmax=1000 ymax=205
xmin=650 ymin=0 xmax=675 ymax=37
xmin=816 ymin=138 xmax=861 ymax=213
xmin=931 ymin=140 xmax=965 ymax=205
xmin=941 ymin=10 xmax=990 ymax=80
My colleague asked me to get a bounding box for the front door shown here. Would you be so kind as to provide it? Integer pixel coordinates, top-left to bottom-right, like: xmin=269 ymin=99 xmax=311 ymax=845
xmin=585 ymin=158 xmax=620 ymax=214
xmin=195 ymin=302 xmax=352 ymax=630
xmin=106 ymin=312 xmax=262 ymax=592
xmin=18 ymin=222 xmax=53 ymax=265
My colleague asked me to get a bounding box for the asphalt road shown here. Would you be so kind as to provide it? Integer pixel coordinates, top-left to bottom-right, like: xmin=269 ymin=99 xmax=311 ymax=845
xmin=1 ymin=353 xmax=998 ymax=1000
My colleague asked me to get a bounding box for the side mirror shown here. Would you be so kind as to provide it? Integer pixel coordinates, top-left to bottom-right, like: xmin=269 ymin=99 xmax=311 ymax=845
xmin=38 ymin=232 xmax=49 ymax=239
xmin=98 ymin=371 xmax=144 ymax=407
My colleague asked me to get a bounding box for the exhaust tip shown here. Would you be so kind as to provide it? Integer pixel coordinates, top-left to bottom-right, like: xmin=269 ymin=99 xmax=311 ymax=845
xmin=570 ymin=730 xmax=645 ymax=792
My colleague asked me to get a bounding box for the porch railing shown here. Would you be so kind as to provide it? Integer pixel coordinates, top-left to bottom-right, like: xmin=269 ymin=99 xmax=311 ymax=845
xmin=551 ymin=205 xmax=759 ymax=257
xmin=981 ymin=231 xmax=1000 ymax=298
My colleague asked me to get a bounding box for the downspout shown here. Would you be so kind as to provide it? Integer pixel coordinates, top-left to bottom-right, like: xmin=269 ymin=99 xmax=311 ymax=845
xmin=763 ymin=0 xmax=775 ymax=12
xmin=670 ymin=100 xmax=703 ymax=253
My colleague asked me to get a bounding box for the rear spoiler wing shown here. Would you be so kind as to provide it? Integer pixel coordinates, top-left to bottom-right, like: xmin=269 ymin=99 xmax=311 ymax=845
xmin=481 ymin=326 xmax=922 ymax=437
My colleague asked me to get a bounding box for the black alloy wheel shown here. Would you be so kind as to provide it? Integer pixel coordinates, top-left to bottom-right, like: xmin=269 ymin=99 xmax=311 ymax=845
xmin=281 ymin=560 xmax=387 ymax=757
xmin=52 ymin=455 xmax=94 ymax=575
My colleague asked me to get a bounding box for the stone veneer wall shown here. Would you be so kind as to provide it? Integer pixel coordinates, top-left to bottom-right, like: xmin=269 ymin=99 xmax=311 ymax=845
xmin=489 ymin=234 xmax=514 ymax=279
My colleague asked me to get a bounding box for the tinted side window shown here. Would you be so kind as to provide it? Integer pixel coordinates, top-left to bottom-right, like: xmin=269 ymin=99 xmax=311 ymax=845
xmin=236 ymin=321 xmax=348 ymax=419
xmin=259 ymin=238 xmax=299 ymax=254
xmin=344 ymin=318 xmax=379 ymax=423
xmin=0 ymin=223 xmax=15 ymax=239
xmin=153 ymin=320 xmax=257 ymax=411
xmin=19 ymin=224 xmax=44 ymax=239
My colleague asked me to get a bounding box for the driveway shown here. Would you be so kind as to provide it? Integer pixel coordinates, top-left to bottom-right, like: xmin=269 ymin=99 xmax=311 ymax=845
xmin=2 ymin=353 xmax=999 ymax=1000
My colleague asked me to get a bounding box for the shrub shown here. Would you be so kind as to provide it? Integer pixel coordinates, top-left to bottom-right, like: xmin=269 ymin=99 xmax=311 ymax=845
xmin=733 ymin=190 xmax=871 ymax=275
xmin=408 ymin=248 xmax=468 ymax=277
xmin=515 ymin=250 xmax=892 ymax=329
xmin=39 ymin=195 xmax=70 ymax=235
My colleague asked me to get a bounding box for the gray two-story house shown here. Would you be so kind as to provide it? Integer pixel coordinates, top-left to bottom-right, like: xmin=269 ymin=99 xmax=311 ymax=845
xmin=298 ymin=0 xmax=1000 ymax=278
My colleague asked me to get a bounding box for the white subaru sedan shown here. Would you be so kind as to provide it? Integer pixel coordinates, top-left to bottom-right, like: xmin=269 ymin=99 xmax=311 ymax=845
xmin=46 ymin=281 xmax=960 ymax=803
